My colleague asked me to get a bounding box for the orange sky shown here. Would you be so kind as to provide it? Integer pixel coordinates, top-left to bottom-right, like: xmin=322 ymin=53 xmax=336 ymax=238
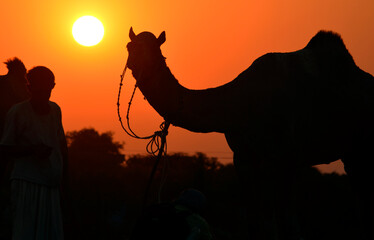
xmin=1 ymin=0 xmax=373 ymax=174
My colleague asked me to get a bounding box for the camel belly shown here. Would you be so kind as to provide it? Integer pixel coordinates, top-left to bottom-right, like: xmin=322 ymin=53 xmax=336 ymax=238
xmin=225 ymin=100 xmax=361 ymax=167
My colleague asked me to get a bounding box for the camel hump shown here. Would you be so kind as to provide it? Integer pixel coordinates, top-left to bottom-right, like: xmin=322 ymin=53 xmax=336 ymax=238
xmin=4 ymin=57 xmax=26 ymax=74
xmin=305 ymin=30 xmax=347 ymax=50
xmin=305 ymin=30 xmax=356 ymax=65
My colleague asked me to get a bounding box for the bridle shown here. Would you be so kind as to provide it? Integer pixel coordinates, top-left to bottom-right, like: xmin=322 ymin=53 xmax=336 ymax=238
xmin=117 ymin=52 xmax=170 ymax=207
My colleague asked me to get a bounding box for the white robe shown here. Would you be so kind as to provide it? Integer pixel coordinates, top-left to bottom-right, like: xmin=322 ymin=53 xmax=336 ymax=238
xmin=1 ymin=100 xmax=65 ymax=240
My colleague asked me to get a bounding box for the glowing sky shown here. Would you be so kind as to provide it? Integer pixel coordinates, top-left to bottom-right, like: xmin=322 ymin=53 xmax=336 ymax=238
xmin=1 ymin=0 xmax=373 ymax=173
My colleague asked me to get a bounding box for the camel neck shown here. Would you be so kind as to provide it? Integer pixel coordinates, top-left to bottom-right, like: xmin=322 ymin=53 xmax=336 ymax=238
xmin=136 ymin=65 xmax=240 ymax=133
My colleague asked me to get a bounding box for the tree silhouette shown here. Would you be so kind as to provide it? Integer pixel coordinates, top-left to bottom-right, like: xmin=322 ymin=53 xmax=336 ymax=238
xmin=67 ymin=128 xmax=124 ymax=172
xmin=62 ymin=127 xmax=359 ymax=240
xmin=65 ymin=128 xmax=126 ymax=239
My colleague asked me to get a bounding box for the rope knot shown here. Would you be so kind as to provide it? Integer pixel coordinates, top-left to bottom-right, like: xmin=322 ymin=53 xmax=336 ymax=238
xmin=154 ymin=130 xmax=163 ymax=137
xmin=145 ymin=121 xmax=170 ymax=156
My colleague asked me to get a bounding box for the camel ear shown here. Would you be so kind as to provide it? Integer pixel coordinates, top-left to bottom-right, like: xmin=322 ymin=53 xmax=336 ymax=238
xmin=129 ymin=27 xmax=136 ymax=41
xmin=158 ymin=31 xmax=166 ymax=46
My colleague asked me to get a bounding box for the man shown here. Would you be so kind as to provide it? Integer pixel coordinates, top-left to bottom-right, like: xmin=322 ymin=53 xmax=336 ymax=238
xmin=0 ymin=66 xmax=68 ymax=240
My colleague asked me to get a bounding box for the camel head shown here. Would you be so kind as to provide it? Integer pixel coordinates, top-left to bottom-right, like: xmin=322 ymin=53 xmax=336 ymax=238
xmin=127 ymin=27 xmax=166 ymax=80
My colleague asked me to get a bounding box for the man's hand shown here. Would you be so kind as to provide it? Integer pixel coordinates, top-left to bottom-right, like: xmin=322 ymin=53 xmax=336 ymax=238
xmin=33 ymin=144 xmax=52 ymax=166
xmin=33 ymin=144 xmax=52 ymax=158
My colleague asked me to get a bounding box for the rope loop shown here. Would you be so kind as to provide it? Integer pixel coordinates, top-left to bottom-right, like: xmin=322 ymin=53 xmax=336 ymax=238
xmin=146 ymin=122 xmax=169 ymax=156
xmin=117 ymin=62 xmax=170 ymax=155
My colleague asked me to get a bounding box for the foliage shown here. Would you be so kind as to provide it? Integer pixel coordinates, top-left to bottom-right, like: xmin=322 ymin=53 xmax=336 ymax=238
xmin=64 ymin=127 xmax=360 ymax=240
xmin=66 ymin=128 xmax=125 ymax=175
xmin=66 ymin=128 xmax=124 ymax=160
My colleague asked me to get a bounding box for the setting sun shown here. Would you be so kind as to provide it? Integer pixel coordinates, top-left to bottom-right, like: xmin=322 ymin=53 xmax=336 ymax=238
xmin=72 ymin=16 xmax=104 ymax=47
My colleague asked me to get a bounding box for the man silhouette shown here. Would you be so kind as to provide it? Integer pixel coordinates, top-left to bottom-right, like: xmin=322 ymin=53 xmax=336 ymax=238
xmin=0 ymin=66 xmax=68 ymax=240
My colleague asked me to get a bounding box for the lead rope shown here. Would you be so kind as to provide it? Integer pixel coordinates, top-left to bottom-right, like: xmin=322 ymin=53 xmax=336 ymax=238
xmin=117 ymin=61 xmax=170 ymax=208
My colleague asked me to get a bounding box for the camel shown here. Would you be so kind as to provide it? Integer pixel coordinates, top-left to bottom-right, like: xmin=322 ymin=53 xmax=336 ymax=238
xmin=0 ymin=57 xmax=29 ymax=183
xmin=0 ymin=57 xmax=29 ymax=136
xmin=126 ymin=28 xmax=374 ymax=239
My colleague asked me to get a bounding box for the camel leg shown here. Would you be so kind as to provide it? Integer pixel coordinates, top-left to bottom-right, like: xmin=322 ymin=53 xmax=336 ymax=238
xmin=234 ymin=152 xmax=301 ymax=240
xmin=234 ymin=153 xmax=278 ymax=240
xmin=343 ymin=148 xmax=374 ymax=240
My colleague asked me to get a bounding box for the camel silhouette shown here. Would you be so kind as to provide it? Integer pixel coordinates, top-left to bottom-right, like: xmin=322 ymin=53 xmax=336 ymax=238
xmin=126 ymin=28 xmax=374 ymax=239
xmin=0 ymin=57 xmax=29 ymax=136
xmin=0 ymin=58 xmax=29 ymax=181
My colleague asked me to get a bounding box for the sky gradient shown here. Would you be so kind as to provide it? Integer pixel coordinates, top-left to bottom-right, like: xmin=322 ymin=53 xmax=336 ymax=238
xmin=1 ymin=0 xmax=373 ymax=173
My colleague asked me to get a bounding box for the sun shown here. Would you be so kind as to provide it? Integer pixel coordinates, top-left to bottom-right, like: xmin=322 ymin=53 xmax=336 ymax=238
xmin=72 ymin=16 xmax=104 ymax=47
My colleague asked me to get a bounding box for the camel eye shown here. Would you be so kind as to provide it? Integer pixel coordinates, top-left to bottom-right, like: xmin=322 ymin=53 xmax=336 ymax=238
xmin=127 ymin=42 xmax=135 ymax=51
xmin=127 ymin=42 xmax=146 ymax=54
